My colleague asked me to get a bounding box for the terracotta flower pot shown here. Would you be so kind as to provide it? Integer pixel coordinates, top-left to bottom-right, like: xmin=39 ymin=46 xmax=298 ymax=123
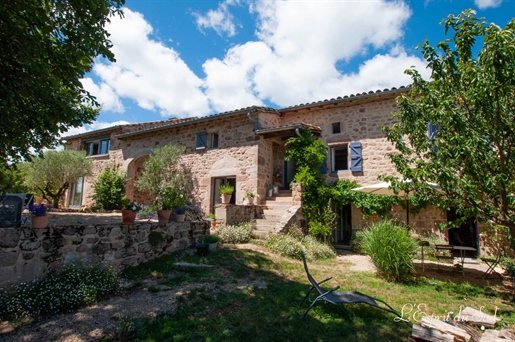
xmin=174 ymin=213 xmax=186 ymax=222
xmin=157 ymin=209 xmax=172 ymax=223
xmin=121 ymin=209 xmax=137 ymax=225
xmin=247 ymin=197 xmax=254 ymax=205
xmin=31 ymin=215 xmax=48 ymax=229
xmin=221 ymin=193 xmax=232 ymax=204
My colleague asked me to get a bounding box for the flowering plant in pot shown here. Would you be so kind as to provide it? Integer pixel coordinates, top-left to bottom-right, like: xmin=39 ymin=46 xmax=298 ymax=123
xmin=121 ymin=199 xmax=142 ymax=225
xmin=28 ymin=203 xmax=52 ymax=228
xmin=245 ymin=191 xmax=255 ymax=204
xmin=29 ymin=203 xmax=52 ymax=216
xmin=122 ymin=199 xmax=142 ymax=212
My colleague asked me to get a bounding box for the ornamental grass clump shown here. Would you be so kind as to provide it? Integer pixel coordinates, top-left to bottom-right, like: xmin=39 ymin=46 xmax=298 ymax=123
xmin=0 ymin=263 xmax=119 ymax=320
xmin=361 ymin=220 xmax=417 ymax=282
xmin=217 ymin=221 xmax=253 ymax=244
xmin=265 ymin=227 xmax=336 ymax=260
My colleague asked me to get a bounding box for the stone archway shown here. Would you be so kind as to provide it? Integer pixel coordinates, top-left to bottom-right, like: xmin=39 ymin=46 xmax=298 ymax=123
xmin=126 ymin=154 xmax=154 ymax=204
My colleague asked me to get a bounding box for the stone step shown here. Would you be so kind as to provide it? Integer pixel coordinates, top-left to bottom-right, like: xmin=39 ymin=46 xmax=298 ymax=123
xmin=264 ymin=196 xmax=292 ymax=202
xmin=262 ymin=204 xmax=292 ymax=210
xmin=260 ymin=210 xmax=283 ymax=217
xmin=252 ymin=193 xmax=293 ymax=238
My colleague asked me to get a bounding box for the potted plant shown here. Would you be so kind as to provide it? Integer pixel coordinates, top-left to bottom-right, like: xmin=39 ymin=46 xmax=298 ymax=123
xmin=199 ymin=234 xmax=221 ymax=251
xmin=208 ymin=212 xmax=216 ymax=229
xmin=245 ymin=191 xmax=255 ymax=205
xmin=174 ymin=207 xmax=186 ymax=222
xmin=156 ymin=187 xmax=174 ymax=223
xmin=121 ymin=199 xmax=142 ymax=225
xmin=166 ymin=187 xmax=187 ymax=222
xmin=219 ymin=184 xmax=234 ymax=204
xmin=28 ymin=203 xmax=52 ymax=228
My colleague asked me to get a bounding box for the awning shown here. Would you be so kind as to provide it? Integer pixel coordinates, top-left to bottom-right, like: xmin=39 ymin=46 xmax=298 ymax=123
xmin=254 ymin=123 xmax=321 ymax=139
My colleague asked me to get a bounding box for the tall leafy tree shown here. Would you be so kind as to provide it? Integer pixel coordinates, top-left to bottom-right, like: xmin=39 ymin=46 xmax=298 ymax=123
xmin=383 ymin=10 xmax=515 ymax=245
xmin=0 ymin=163 xmax=28 ymax=194
xmin=21 ymin=150 xmax=92 ymax=208
xmin=0 ymin=0 xmax=124 ymax=163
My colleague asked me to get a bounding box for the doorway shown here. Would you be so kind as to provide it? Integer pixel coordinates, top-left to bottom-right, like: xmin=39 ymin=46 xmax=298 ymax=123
xmin=283 ymin=160 xmax=296 ymax=189
xmin=332 ymin=204 xmax=352 ymax=246
xmin=447 ymin=208 xmax=479 ymax=257
xmin=213 ymin=177 xmax=236 ymax=208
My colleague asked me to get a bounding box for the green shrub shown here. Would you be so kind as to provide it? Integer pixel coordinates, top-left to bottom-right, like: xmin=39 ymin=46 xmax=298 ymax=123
xmin=266 ymin=233 xmax=304 ymax=259
xmin=0 ymin=263 xmax=119 ymax=320
xmin=350 ymin=229 xmax=367 ymax=254
xmin=265 ymin=229 xmax=336 ymax=261
xmin=217 ymin=222 xmax=253 ymax=244
xmin=91 ymin=166 xmax=127 ymax=210
xmin=301 ymin=235 xmax=336 ymax=260
xmin=361 ymin=220 xmax=417 ymax=282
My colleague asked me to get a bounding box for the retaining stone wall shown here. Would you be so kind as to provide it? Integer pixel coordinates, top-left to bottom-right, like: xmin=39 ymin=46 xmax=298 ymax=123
xmin=0 ymin=221 xmax=209 ymax=290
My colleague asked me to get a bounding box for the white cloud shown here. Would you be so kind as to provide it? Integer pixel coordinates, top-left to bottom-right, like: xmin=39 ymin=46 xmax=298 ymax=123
xmin=89 ymin=9 xmax=210 ymax=118
xmin=474 ymin=0 xmax=503 ymax=9
xmin=203 ymin=0 xmax=427 ymax=109
xmin=86 ymin=1 xmax=430 ymax=119
xmin=81 ymin=77 xmax=124 ymax=113
xmin=194 ymin=0 xmax=241 ymax=37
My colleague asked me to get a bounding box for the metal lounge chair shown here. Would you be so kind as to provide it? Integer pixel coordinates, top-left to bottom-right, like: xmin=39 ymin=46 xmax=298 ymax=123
xmin=298 ymin=252 xmax=403 ymax=322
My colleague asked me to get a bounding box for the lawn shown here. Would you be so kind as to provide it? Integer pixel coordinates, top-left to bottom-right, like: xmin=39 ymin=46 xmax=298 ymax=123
xmin=115 ymin=243 xmax=515 ymax=341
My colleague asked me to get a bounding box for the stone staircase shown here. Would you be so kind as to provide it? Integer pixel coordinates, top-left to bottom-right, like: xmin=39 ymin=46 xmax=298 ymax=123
xmin=254 ymin=189 xmax=294 ymax=238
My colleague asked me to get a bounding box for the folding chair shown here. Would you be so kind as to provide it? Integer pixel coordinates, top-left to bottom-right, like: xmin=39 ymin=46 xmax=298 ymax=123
xmin=481 ymin=250 xmax=504 ymax=280
xmin=298 ymin=252 xmax=403 ymax=322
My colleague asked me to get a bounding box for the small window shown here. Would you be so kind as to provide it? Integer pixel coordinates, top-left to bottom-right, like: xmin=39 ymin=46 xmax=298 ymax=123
xmin=331 ymin=145 xmax=348 ymax=172
xmin=196 ymin=132 xmax=207 ymax=149
xmin=211 ymin=133 xmax=219 ymax=149
xmin=83 ymin=136 xmax=110 ymax=156
xmin=332 ymin=122 xmax=341 ymax=134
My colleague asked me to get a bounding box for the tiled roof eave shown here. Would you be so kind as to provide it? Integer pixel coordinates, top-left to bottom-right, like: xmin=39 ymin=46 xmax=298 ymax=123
xmin=279 ymin=86 xmax=410 ymax=113
xmin=114 ymin=106 xmax=278 ymax=140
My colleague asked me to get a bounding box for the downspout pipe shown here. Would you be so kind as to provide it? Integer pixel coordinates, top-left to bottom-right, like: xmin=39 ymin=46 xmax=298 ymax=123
xmin=247 ymin=110 xmax=260 ymax=131
xmin=295 ymin=127 xmax=306 ymax=140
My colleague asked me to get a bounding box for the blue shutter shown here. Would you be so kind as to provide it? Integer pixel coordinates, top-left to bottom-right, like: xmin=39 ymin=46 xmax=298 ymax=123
xmin=428 ymin=122 xmax=439 ymax=140
xmin=350 ymin=142 xmax=362 ymax=172
xmin=196 ymin=132 xmax=207 ymax=149
xmin=428 ymin=122 xmax=440 ymax=153
xmin=319 ymin=154 xmax=327 ymax=174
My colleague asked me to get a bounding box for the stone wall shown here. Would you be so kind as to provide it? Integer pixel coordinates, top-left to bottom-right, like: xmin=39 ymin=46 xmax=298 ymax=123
xmin=214 ymin=204 xmax=263 ymax=226
xmin=0 ymin=221 xmax=209 ymax=290
xmin=280 ymin=96 xmax=401 ymax=186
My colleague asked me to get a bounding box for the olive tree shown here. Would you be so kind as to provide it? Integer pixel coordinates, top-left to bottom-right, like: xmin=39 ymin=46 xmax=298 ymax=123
xmin=135 ymin=143 xmax=190 ymax=199
xmin=21 ymin=150 xmax=92 ymax=208
xmin=383 ymin=10 xmax=515 ymax=246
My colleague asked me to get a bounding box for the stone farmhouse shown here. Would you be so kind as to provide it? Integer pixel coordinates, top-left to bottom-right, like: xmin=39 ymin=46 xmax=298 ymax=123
xmin=63 ymin=86 xmax=481 ymax=253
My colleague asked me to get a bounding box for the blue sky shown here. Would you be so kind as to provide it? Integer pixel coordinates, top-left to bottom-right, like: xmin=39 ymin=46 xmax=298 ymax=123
xmin=67 ymin=0 xmax=514 ymax=136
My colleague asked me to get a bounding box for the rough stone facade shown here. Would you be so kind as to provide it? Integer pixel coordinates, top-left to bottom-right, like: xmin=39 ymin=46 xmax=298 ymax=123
xmin=62 ymin=87 xmax=492 ymax=255
xmin=0 ymin=221 xmax=208 ymax=290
